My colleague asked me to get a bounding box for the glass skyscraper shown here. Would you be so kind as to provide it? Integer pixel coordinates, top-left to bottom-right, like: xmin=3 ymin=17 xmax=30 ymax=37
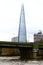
xmin=18 ymin=5 xmax=27 ymax=42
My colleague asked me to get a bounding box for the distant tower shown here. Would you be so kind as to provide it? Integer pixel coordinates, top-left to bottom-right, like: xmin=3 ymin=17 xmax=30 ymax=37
xmin=18 ymin=5 xmax=27 ymax=42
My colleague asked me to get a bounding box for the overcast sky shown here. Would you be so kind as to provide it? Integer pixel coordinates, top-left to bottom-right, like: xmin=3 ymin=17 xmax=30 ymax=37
xmin=0 ymin=0 xmax=43 ymax=42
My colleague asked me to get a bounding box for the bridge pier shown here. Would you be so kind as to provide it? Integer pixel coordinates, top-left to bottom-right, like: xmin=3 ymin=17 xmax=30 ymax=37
xmin=33 ymin=43 xmax=38 ymax=59
xmin=19 ymin=47 xmax=33 ymax=60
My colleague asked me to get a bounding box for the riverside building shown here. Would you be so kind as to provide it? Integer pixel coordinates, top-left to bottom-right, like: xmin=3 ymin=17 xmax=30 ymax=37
xmin=34 ymin=31 xmax=43 ymax=42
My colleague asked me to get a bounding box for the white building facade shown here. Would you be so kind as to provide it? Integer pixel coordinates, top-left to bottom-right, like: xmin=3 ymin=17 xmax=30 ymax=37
xmin=12 ymin=37 xmax=18 ymax=42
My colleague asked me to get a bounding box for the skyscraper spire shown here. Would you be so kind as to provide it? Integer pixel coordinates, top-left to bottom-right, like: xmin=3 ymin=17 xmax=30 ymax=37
xmin=18 ymin=4 xmax=27 ymax=42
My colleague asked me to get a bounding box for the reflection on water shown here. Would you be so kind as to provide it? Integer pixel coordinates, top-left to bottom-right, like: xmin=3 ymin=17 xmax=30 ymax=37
xmin=0 ymin=57 xmax=43 ymax=65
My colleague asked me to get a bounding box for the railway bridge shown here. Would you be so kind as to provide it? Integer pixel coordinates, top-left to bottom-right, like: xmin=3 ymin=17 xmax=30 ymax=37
xmin=0 ymin=41 xmax=43 ymax=60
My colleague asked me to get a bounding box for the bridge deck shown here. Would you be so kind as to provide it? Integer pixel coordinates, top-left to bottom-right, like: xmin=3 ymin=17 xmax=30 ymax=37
xmin=0 ymin=41 xmax=33 ymax=47
xmin=0 ymin=41 xmax=43 ymax=48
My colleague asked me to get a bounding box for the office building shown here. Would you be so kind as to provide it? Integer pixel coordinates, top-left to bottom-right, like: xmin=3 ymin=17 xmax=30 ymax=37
xmin=12 ymin=37 xmax=18 ymax=42
xmin=34 ymin=31 xmax=43 ymax=42
xmin=12 ymin=5 xmax=27 ymax=42
xmin=18 ymin=5 xmax=27 ymax=42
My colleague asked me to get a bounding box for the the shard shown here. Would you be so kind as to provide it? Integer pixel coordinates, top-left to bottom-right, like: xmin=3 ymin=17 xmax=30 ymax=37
xmin=18 ymin=5 xmax=27 ymax=42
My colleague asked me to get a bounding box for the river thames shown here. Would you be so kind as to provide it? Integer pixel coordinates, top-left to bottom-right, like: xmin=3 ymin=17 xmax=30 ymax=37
xmin=0 ymin=57 xmax=43 ymax=65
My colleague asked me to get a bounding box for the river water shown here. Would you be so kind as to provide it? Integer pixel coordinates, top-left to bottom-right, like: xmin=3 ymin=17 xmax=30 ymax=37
xmin=0 ymin=57 xmax=43 ymax=65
